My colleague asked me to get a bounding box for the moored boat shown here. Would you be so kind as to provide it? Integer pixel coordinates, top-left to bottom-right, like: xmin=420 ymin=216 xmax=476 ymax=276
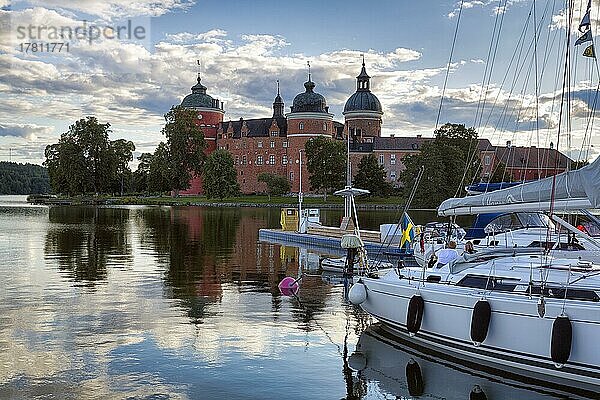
xmin=350 ymin=249 xmax=600 ymax=391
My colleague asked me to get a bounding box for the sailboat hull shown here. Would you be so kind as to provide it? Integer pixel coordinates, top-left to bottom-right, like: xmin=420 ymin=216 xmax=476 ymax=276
xmin=359 ymin=273 xmax=600 ymax=392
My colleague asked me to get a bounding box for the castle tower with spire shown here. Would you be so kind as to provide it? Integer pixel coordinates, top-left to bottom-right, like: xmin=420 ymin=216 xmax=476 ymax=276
xmin=285 ymin=62 xmax=336 ymax=193
xmin=179 ymin=73 xmax=225 ymax=195
xmin=343 ymin=56 xmax=383 ymax=143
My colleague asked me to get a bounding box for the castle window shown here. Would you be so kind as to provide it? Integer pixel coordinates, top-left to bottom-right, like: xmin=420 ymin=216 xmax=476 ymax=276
xmin=390 ymin=154 xmax=396 ymax=165
xmin=271 ymin=131 xmax=278 ymax=137
xmin=235 ymin=155 xmax=239 ymax=165
xmin=257 ymin=155 xmax=263 ymax=165
xmin=258 ymin=141 xmax=263 ymax=148
xmin=290 ymin=171 xmax=294 ymax=181
xmin=242 ymin=155 xmax=247 ymax=165
xmin=270 ymin=141 xmax=275 ymax=148
xmin=283 ymin=155 xmax=288 ymax=165
xmin=283 ymin=141 xmax=288 ymax=148
xmin=379 ymin=154 xmax=384 ymax=165
xmin=269 ymin=155 xmax=276 ymax=165
xmin=485 ymin=155 xmax=491 ymax=166
xmin=323 ymin=123 xmax=327 ymax=131
xmin=390 ymin=171 xmax=397 ymax=180
xmin=299 ymin=122 xmax=304 ymax=130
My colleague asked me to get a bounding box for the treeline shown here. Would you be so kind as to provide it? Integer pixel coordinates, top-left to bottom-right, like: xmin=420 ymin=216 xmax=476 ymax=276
xmin=0 ymin=162 xmax=50 ymax=195
xmin=45 ymin=108 xmax=242 ymax=198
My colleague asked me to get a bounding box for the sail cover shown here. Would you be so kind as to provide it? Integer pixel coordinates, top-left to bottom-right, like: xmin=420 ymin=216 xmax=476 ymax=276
xmin=438 ymin=156 xmax=600 ymax=216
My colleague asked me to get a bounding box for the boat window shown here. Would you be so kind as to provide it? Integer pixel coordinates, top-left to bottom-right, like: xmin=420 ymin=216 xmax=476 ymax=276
xmin=516 ymin=213 xmax=554 ymax=229
xmin=529 ymin=286 xmax=599 ymax=302
xmin=484 ymin=213 xmax=553 ymax=234
xmin=456 ymin=275 xmax=517 ymax=292
xmin=426 ymin=275 xmax=441 ymax=283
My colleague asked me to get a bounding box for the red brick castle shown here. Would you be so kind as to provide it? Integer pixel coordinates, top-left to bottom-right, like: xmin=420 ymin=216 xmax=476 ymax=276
xmin=178 ymin=60 xmax=571 ymax=195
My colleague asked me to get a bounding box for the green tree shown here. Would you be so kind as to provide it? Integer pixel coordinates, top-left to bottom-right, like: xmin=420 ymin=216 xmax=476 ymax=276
xmin=571 ymin=159 xmax=589 ymax=170
xmin=110 ymin=139 xmax=135 ymax=195
xmin=148 ymin=143 xmax=172 ymax=193
xmin=489 ymin=162 xmax=513 ymax=183
xmin=305 ymin=136 xmax=347 ymax=199
xmin=133 ymin=152 xmax=153 ymax=193
xmin=202 ymin=149 xmax=240 ymax=199
xmin=0 ymin=162 xmax=50 ymax=195
xmin=44 ymin=117 xmax=115 ymax=194
xmin=258 ymin=172 xmax=291 ymax=200
xmin=353 ymin=154 xmax=393 ymax=197
xmin=162 ymin=106 xmax=207 ymax=195
xmin=401 ymin=123 xmax=480 ymax=208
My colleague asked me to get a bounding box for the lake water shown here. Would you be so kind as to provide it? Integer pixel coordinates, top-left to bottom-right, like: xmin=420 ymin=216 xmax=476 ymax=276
xmin=0 ymin=196 xmax=582 ymax=399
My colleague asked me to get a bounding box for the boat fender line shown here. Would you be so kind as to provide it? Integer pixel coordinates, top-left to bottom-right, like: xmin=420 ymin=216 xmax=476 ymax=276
xmin=406 ymin=359 xmax=424 ymax=397
xmin=406 ymin=295 xmax=425 ymax=336
xmin=551 ymin=315 xmax=572 ymax=368
xmin=469 ymin=385 xmax=488 ymax=400
xmin=348 ymin=280 xmax=367 ymax=305
xmin=470 ymin=300 xmax=491 ymax=346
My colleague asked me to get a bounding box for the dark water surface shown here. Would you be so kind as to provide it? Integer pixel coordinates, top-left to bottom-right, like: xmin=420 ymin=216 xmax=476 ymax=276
xmin=0 ymin=197 xmax=575 ymax=399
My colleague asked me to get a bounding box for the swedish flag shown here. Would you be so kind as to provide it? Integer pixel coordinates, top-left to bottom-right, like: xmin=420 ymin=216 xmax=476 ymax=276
xmin=400 ymin=213 xmax=415 ymax=250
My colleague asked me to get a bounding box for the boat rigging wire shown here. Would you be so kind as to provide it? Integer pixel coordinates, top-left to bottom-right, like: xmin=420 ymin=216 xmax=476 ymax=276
xmin=436 ymin=0 xmax=465 ymax=130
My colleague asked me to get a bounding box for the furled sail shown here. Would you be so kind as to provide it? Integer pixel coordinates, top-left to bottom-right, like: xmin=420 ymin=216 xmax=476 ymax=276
xmin=438 ymin=156 xmax=600 ymax=216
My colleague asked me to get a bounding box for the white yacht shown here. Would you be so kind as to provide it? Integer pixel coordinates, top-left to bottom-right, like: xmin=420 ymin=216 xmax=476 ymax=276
xmin=349 ymin=157 xmax=600 ymax=392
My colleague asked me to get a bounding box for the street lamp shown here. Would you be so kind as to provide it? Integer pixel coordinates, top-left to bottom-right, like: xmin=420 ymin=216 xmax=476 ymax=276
xmin=298 ymin=149 xmax=304 ymax=233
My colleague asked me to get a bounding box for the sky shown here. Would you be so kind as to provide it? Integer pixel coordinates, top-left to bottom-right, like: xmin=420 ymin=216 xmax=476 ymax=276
xmin=1 ymin=0 xmax=600 ymax=166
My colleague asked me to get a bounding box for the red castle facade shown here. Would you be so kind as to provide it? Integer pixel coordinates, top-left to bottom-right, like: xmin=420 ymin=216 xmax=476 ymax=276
xmin=177 ymin=61 xmax=571 ymax=195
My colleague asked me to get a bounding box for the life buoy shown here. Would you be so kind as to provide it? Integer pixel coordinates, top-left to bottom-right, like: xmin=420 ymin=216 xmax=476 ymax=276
xmin=406 ymin=359 xmax=424 ymax=396
xmin=470 ymin=300 xmax=491 ymax=345
xmin=406 ymin=295 xmax=425 ymax=335
xmin=551 ymin=315 xmax=572 ymax=367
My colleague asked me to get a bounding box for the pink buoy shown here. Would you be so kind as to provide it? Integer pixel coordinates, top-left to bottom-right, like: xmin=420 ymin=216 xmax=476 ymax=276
xmin=278 ymin=276 xmax=300 ymax=296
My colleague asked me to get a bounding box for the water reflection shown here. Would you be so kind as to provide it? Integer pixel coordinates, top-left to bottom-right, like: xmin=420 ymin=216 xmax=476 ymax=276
xmin=44 ymin=206 xmax=133 ymax=284
xmin=2 ymin=200 xmax=586 ymax=399
xmin=350 ymin=324 xmax=593 ymax=399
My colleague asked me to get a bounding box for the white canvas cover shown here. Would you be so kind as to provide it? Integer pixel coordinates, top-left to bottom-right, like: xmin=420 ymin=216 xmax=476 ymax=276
xmin=438 ymin=156 xmax=600 ymax=216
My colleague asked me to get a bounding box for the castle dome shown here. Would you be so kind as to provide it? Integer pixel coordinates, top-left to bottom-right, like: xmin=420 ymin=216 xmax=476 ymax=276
xmin=290 ymin=78 xmax=328 ymax=113
xmin=181 ymin=76 xmax=220 ymax=109
xmin=343 ymin=61 xmax=383 ymax=114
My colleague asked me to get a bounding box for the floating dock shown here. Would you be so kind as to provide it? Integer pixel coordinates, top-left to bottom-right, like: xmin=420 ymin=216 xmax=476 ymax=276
xmin=258 ymin=228 xmax=413 ymax=261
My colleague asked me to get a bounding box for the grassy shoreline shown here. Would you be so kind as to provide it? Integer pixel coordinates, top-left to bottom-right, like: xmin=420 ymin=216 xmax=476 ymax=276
xmin=35 ymin=194 xmax=428 ymax=209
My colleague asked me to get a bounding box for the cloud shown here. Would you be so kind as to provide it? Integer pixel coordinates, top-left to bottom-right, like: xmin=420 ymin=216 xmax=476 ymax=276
xmin=11 ymin=0 xmax=195 ymax=18
xmin=0 ymin=123 xmax=53 ymax=140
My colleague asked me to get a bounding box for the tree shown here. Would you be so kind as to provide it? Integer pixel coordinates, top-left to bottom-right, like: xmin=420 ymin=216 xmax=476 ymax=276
xmin=305 ymin=136 xmax=347 ymax=199
xmin=0 ymin=162 xmax=50 ymax=195
xmin=401 ymin=123 xmax=480 ymax=208
xmin=44 ymin=117 xmax=112 ymax=195
xmin=353 ymin=154 xmax=393 ymax=197
xmin=162 ymin=106 xmax=207 ymax=194
xmin=571 ymin=159 xmax=589 ymax=170
xmin=132 ymin=152 xmax=153 ymax=193
xmin=489 ymin=162 xmax=513 ymax=183
xmin=148 ymin=143 xmax=172 ymax=193
xmin=202 ymin=149 xmax=240 ymax=199
xmin=110 ymin=139 xmax=135 ymax=195
xmin=258 ymin=172 xmax=291 ymax=200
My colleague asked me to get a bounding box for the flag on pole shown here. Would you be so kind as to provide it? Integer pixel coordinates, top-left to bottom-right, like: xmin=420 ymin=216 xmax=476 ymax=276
xmin=575 ymin=29 xmax=593 ymax=45
xmin=579 ymin=0 xmax=592 ymax=32
xmin=583 ymin=44 xmax=596 ymax=58
xmin=400 ymin=213 xmax=415 ymax=250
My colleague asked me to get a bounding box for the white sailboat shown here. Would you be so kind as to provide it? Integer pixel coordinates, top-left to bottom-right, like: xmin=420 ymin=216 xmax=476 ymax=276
xmin=348 ymin=0 xmax=600 ymax=393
